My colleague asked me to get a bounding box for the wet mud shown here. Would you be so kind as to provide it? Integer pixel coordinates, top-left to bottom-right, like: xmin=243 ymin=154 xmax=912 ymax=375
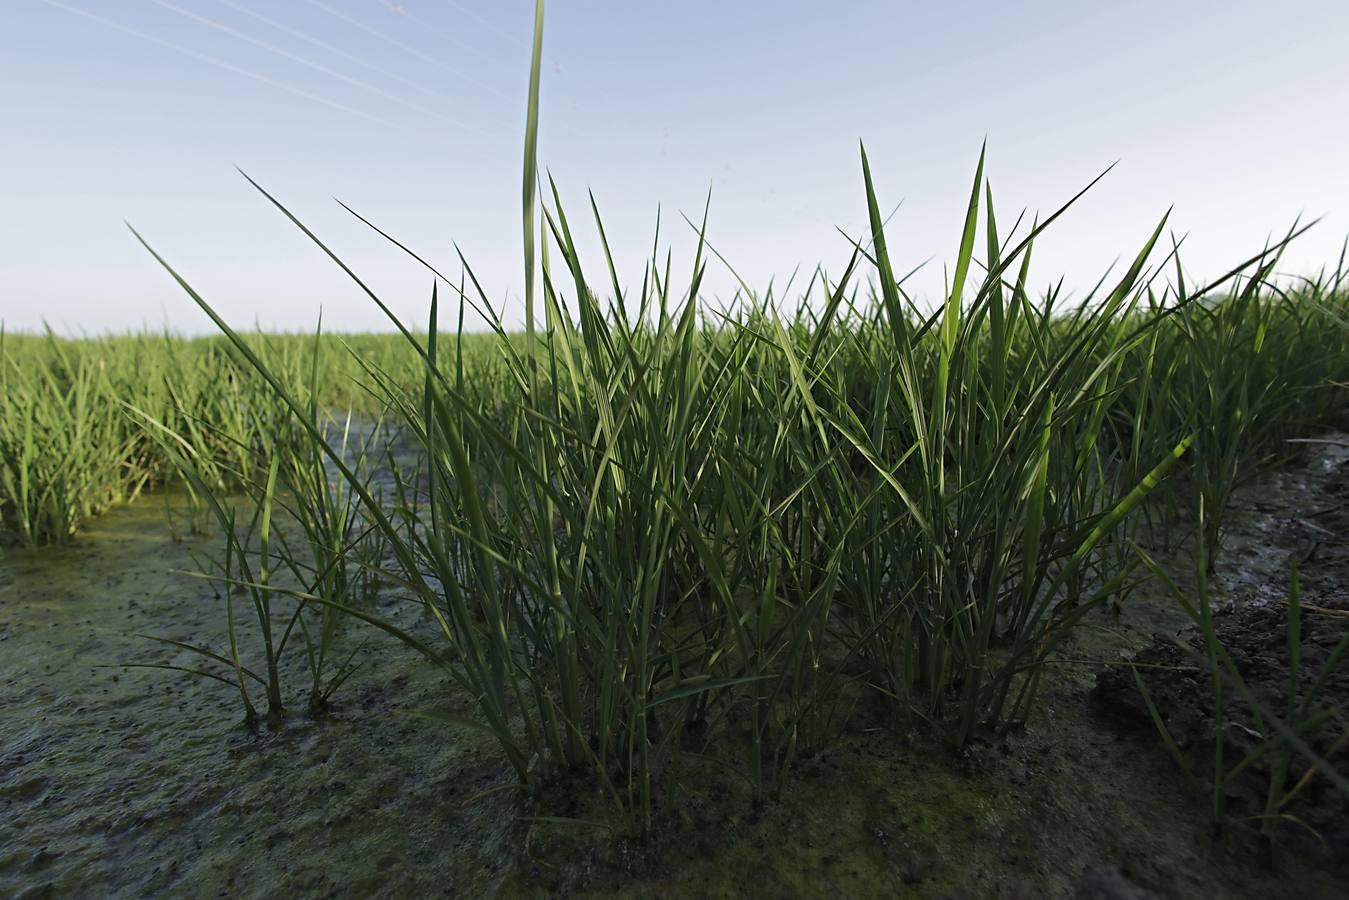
xmin=1096 ymin=439 xmax=1349 ymax=876
xmin=2 ymin=450 xmax=1348 ymax=897
xmin=0 ymin=494 xmax=514 ymax=898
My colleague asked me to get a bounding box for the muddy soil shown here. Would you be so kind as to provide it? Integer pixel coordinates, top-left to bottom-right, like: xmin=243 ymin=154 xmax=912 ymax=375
xmin=0 ymin=494 xmax=515 ymax=897
xmin=1095 ymin=440 xmax=1349 ymax=873
xmin=2 ymin=454 xmax=1348 ymax=898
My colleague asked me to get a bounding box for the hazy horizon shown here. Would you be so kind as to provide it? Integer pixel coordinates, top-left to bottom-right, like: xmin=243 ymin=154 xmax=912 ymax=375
xmin=4 ymin=0 xmax=1348 ymax=335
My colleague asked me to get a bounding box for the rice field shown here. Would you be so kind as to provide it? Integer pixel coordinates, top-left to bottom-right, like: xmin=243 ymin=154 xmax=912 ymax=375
xmin=4 ymin=3 xmax=1349 ymax=897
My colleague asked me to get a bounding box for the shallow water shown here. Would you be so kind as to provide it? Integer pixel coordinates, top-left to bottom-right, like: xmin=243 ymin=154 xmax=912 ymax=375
xmin=2 ymin=465 xmax=1346 ymax=897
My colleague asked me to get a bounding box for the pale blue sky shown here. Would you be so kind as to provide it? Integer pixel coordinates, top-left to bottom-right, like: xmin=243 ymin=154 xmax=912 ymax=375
xmin=3 ymin=1 xmax=1347 ymax=333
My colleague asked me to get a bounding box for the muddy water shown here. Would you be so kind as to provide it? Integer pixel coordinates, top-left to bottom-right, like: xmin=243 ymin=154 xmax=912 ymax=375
xmin=2 ymin=465 xmax=1346 ymax=897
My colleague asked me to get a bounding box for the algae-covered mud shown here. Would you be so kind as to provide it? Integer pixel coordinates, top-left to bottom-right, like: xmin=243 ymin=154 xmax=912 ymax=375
xmin=2 ymin=455 xmax=1347 ymax=898
xmin=0 ymin=493 xmax=514 ymax=897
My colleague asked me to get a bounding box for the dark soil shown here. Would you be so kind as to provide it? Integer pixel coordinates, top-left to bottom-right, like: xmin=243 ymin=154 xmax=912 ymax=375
xmin=1096 ymin=451 xmax=1349 ymax=873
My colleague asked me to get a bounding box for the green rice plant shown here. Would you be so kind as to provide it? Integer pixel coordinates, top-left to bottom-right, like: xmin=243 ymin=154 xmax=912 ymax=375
xmin=0 ymin=327 xmax=145 ymax=545
xmin=269 ymin=332 xmax=390 ymax=713
xmin=1169 ymin=265 xmax=1339 ymax=564
xmin=123 ymin=449 xmax=289 ymax=729
xmin=122 ymin=341 xmax=388 ymax=720
xmin=814 ymin=152 xmax=1197 ymax=746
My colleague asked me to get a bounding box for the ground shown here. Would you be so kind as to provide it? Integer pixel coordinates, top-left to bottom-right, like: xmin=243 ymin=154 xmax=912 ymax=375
xmin=2 ymin=446 xmax=1347 ymax=898
xmin=1095 ymin=439 xmax=1349 ymax=877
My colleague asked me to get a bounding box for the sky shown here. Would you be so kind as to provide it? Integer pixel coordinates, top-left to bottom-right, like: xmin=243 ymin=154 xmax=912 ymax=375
xmin=3 ymin=0 xmax=1348 ymax=334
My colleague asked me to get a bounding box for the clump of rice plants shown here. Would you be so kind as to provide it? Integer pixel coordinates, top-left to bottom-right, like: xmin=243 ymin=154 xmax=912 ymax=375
xmin=111 ymin=0 xmax=1349 ymax=842
xmin=0 ymin=328 xmax=143 ymax=545
xmin=1116 ymin=258 xmax=1349 ymax=567
xmin=121 ymin=333 xmax=393 ymax=726
xmin=268 ymin=332 xmax=391 ymax=714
